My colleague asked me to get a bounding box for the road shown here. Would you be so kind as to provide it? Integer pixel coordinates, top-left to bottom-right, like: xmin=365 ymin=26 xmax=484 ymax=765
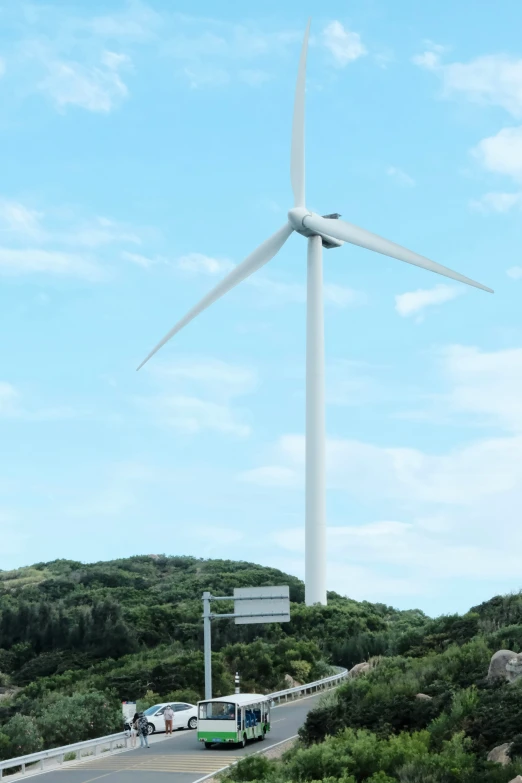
xmin=39 ymin=695 xmax=320 ymax=783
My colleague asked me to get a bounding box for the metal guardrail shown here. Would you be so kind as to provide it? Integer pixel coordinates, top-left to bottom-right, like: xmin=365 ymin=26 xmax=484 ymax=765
xmin=0 ymin=733 xmax=128 ymax=779
xmin=0 ymin=666 xmax=348 ymax=778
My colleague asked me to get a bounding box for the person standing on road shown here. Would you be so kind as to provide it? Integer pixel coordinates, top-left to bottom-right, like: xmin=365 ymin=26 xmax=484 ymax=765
xmin=164 ymin=705 xmax=174 ymax=736
xmin=130 ymin=712 xmax=139 ymax=748
xmin=137 ymin=712 xmax=150 ymax=748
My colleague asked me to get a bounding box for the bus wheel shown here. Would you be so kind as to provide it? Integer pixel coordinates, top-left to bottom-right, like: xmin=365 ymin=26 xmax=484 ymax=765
xmin=241 ymin=735 xmax=247 ymax=748
xmin=205 ymin=742 xmax=213 ymax=749
xmin=258 ymin=730 xmax=265 ymax=741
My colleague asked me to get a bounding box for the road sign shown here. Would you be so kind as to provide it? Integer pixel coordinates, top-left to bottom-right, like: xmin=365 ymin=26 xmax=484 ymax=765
xmin=233 ymin=585 xmax=290 ymax=624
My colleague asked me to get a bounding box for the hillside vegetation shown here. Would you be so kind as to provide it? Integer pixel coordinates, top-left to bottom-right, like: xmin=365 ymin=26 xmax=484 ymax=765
xmin=224 ymin=594 xmax=522 ymax=783
xmin=0 ymin=555 xmax=422 ymax=759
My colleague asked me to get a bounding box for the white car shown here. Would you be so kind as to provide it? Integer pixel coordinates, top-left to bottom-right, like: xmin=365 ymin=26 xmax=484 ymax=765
xmin=142 ymin=702 xmax=198 ymax=734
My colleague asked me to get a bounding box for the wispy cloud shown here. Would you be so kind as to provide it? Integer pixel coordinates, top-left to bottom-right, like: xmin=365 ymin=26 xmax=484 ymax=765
xmin=0 ymin=57 xmax=5 ymax=78
xmin=0 ymin=196 xmax=149 ymax=280
xmin=0 ymin=199 xmax=43 ymax=238
xmin=387 ymin=166 xmax=415 ymax=187
xmin=414 ymin=51 xmax=522 ymax=117
xmin=413 ymin=47 xmax=522 ymax=185
xmin=135 ymin=358 xmax=256 ymax=438
xmin=175 ymin=251 xmax=365 ymax=308
xmin=322 ymin=21 xmax=366 ymax=67
xmin=238 ymin=465 xmax=299 ymax=488
xmin=395 ymin=284 xmax=462 ymax=319
xmin=0 ymin=381 xmax=79 ymax=421
xmin=0 ymin=247 xmax=103 ymax=280
xmin=507 ymin=266 xmax=522 ymax=280
xmin=470 ymin=191 xmax=522 ymax=213
xmin=36 ymin=49 xmax=131 ymax=113
xmin=177 ymin=252 xmax=234 ymax=275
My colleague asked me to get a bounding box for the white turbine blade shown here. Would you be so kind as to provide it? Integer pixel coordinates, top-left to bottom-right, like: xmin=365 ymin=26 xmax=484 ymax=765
xmin=137 ymin=223 xmax=294 ymax=370
xmin=291 ymin=18 xmax=311 ymax=208
xmin=304 ymin=214 xmax=494 ymax=293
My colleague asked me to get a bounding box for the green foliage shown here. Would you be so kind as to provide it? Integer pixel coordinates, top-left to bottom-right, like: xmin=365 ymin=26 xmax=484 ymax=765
xmin=0 ymin=555 xmax=423 ymax=755
xmin=34 ymin=691 xmax=121 ymax=747
xmin=0 ymin=714 xmax=43 ymax=760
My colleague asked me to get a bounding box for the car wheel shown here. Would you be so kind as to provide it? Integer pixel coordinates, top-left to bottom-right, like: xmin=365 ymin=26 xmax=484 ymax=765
xmin=188 ymin=717 xmax=197 ymax=730
xmin=147 ymin=723 xmax=155 ymax=735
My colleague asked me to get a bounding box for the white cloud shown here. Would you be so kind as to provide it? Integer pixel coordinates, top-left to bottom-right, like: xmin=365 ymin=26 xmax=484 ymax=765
xmin=507 ymin=266 xmax=522 ymax=279
xmin=176 ymin=252 xmax=365 ymax=308
xmin=0 ymin=57 xmax=5 ymax=78
xmin=0 ymin=200 xmax=43 ymax=238
xmin=136 ymin=358 xmax=255 ymax=438
xmin=177 ymin=252 xmax=234 ymax=275
xmin=438 ymin=344 xmax=522 ymax=432
xmin=322 ymin=21 xmax=366 ymax=67
xmin=141 ymin=395 xmax=251 ymax=437
xmin=395 ymin=284 xmax=461 ymax=318
xmin=413 ymin=50 xmax=522 ymax=117
xmin=470 ymin=191 xmax=522 ymax=213
xmin=387 ymin=166 xmax=415 ymax=187
xmin=412 ymin=51 xmax=440 ymax=71
xmin=0 ymin=381 xmax=79 ymax=421
xmin=0 ymin=247 xmax=103 ymax=280
xmin=121 ymin=251 xmax=158 ymax=268
xmin=37 ymin=51 xmax=130 ymax=113
xmin=151 ymin=358 xmax=257 ymax=398
xmin=473 ymin=126 xmax=522 ymax=182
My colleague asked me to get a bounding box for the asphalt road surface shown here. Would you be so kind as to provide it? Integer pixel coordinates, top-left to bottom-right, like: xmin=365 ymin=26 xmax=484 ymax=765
xmin=39 ymin=694 xmax=321 ymax=783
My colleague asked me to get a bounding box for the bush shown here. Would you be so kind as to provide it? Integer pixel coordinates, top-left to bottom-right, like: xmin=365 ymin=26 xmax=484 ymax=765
xmin=0 ymin=714 xmax=43 ymax=760
xmin=35 ymin=691 xmax=121 ymax=747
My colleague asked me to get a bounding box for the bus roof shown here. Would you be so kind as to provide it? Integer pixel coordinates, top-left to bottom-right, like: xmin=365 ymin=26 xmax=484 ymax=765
xmin=198 ymin=694 xmax=269 ymax=706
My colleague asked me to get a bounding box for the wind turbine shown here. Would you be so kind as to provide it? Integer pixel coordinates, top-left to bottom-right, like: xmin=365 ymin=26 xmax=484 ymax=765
xmin=137 ymin=19 xmax=493 ymax=607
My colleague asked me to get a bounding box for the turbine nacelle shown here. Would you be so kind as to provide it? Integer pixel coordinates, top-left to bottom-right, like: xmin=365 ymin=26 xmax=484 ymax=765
xmin=288 ymin=207 xmax=344 ymax=250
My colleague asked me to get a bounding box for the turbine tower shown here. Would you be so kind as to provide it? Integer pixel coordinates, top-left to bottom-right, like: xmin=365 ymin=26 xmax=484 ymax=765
xmin=137 ymin=19 xmax=493 ymax=607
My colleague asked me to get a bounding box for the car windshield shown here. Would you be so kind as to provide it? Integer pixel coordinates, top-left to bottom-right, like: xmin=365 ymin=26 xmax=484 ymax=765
xmin=198 ymin=701 xmax=235 ymax=720
xmin=143 ymin=705 xmax=163 ymax=716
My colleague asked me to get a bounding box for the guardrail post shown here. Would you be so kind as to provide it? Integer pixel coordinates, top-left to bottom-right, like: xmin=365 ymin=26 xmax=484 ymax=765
xmin=22 ymin=763 xmax=25 ymax=775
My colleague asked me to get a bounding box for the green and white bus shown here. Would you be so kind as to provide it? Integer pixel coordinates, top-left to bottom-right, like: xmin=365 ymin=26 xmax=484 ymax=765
xmin=197 ymin=694 xmax=271 ymax=749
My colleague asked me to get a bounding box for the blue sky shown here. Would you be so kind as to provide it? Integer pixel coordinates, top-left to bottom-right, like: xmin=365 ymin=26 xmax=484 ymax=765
xmin=2 ymin=0 xmax=522 ymax=617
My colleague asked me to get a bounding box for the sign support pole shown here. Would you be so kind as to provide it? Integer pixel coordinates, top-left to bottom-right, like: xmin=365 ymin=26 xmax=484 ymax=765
xmin=201 ymin=586 xmax=290 ymax=703
xmin=203 ymin=591 xmax=212 ymax=700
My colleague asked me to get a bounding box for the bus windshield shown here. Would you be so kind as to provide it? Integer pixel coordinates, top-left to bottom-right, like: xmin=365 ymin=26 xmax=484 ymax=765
xmin=199 ymin=702 xmax=235 ymax=720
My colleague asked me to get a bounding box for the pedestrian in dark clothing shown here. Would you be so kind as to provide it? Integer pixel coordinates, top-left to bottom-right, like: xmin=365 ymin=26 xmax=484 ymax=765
xmin=137 ymin=712 xmax=150 ymax=748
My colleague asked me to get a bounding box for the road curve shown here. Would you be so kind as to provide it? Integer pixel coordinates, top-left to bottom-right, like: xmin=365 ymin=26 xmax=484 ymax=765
xmin=33 ymin=695 xmax=322 ymax=783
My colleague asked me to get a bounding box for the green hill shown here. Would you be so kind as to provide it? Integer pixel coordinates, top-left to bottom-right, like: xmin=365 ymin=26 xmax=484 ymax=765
xmin=0 ymin=554 xmax=423 ymax=758
xmin=5 ymin=555 xmax=522 ymax=781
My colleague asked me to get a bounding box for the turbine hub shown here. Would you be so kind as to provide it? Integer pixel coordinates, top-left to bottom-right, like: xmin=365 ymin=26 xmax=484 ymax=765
xmin=288 ymin=207 xmax=343 ymax=249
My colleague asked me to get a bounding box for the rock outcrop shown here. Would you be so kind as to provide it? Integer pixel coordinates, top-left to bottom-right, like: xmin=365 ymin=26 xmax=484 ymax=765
xmin=487 ymin=743 xmax=512 ymax=765
xmin=415 ymin=693 xmax=433 ymax=701
xmin=488 ymin=650 xmax=522 ymax=683
xmin=348 ymin=662 xmax=371 ymax=679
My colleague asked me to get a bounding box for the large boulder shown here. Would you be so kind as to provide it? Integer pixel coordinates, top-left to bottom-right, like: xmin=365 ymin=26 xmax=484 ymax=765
xmin=488 ymin=650 xmax=522 ymax=683
xmin=348 ymin=662 xmax=371 ymax=679
xmin=487 ymin=743 xmax=512 ymax=765
xmin=415 ymin=693 xmax=433 ymax=701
